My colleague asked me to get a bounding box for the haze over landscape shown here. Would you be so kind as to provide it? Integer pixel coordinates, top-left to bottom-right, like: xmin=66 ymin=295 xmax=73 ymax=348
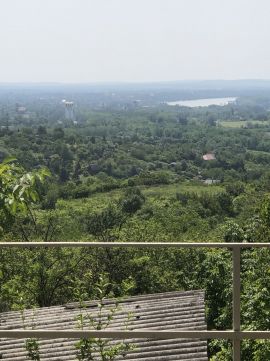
xmin=1 ymin=0 xmax=270 ymax=83
xmin=2 ymin=2 xmax=270 ymax=360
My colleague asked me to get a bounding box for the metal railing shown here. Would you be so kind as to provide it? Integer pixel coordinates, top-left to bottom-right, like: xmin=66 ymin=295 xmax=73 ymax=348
xmin=1 ymin=241 xmax=270 ymax=361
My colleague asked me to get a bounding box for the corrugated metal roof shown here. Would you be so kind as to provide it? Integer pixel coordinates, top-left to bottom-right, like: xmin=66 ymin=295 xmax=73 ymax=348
xmin=0 ymin=290 xmax=208 ymax=360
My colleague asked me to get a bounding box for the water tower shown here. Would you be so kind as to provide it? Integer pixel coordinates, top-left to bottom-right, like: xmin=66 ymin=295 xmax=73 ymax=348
xmin=62 ymin=100 xmax=75 ymax=121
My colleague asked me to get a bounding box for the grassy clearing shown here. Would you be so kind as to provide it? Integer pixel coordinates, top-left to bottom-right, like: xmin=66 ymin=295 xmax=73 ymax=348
xmin=57 ymin=190 xmax=121 ymax=211
xmin=245 ymin=161 xmax=267 ymax=172
xmin=57 ymin=182 xmax=224 ymax=211
xmin=141 ymin=183 xmax=223 ymax=199
xmin=247 ymin=149 xmax=270 ymax=156
xmin=219 ymin=120 xmax=270 ymax=128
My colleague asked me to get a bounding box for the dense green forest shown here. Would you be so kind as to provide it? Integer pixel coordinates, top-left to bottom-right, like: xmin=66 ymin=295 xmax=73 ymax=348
xmin=1 ymin=91 xmax=270 ymax=360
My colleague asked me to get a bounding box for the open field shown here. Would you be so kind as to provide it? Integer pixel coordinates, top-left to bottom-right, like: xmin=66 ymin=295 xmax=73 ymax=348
xmin=247 ymin=149 xmax=270 ymax=156
xmin=57 ymin=182 xmax=224 ymax=211
xmin=219 ymin=120 xmax=270 ymax=128
xmin=141 ymin=183 xmax=223 ymax=198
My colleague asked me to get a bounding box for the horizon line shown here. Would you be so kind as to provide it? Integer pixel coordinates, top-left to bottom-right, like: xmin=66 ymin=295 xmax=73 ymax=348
xmin=0 ymin=78 xmax=270 ymax=86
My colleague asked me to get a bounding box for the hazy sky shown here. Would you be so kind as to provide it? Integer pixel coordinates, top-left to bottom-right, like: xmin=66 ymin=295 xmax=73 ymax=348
xmin=0 ymin=0 xmax=269 ymax=83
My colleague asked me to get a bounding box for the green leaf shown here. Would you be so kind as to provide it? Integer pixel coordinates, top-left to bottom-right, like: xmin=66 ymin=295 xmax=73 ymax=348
xmin=2 ymin=157 xmax=17 ymax=165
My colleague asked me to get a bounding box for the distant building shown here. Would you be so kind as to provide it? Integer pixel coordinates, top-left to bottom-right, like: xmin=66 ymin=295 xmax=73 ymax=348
xmin=16 ymin=105 xmax=27 ymax=114
xmin=204 ymin=179 xmax=220 ymax=185
xmin=203 ymin=153 xmax=216 ymax=161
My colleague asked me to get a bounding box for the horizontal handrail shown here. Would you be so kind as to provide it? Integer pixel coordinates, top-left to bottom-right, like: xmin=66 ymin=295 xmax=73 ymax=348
xmin=0 ymin=241 xmax=270 ymax=248
xmin=0 ymin=330 xmax=270 ymax=340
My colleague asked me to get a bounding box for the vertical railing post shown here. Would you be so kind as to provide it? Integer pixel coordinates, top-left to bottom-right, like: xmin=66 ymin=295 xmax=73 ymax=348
xmin=233 ymin=245 xmax=241 ymax=361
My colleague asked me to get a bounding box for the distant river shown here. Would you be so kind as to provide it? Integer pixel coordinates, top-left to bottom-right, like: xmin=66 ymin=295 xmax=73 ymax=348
xmin=167 ymin=97 xmax=237 ymax=107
